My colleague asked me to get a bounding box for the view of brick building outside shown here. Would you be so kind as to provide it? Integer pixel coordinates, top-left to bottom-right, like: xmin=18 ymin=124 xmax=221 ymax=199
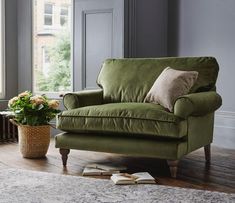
xmin=33 ymin=0 xmax=71 ymax=91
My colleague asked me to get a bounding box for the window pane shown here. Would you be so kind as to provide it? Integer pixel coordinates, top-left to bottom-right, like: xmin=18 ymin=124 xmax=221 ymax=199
xmin=33 ymin=0 xmax=72 ymax=94
xmin=44 ymin=15 xmax=52 ymax=25
xmin=43 ymin=47 xmax=50 ymax=63
xmin=60 ymin=16 xmax=67 ymax=26
xmin=61 ymin=7 xmax=68 ymax=15
xmin=44 ymin=4 xmax=53 ymax=14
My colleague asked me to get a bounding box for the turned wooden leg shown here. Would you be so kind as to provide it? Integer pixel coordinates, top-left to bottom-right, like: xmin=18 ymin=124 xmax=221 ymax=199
xmin=167 ymin=160 xmax=179 ymax=178
xmin=204 ymin=144 xmax=211 ymax=164
xmin=59 ymin=149 xmax=70 ymax=167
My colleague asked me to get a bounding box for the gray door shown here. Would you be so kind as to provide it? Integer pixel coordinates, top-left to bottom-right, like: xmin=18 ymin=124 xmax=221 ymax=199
xmin=74 ymin=0 xmax=124 ymax=90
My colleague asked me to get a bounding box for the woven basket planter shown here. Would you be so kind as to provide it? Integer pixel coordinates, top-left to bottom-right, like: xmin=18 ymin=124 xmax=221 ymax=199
xmin=18 ymin=125 xmax=50 ymax=158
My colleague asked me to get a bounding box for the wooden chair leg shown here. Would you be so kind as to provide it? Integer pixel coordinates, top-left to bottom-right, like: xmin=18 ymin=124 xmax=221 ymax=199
xmin=204 ymin=144 xmax=211 ymax=164
xmin=59 ymin=149 xmax=70 ymax=167
xmin=167 ymin=160 xmax=179 ymax=178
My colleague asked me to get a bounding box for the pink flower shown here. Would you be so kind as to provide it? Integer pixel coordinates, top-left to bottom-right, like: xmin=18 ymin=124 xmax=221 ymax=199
xmin=30 ymin=95 xmax=46 ymax=105
xmin=48 ymin=100 xmax=60 ymax=109
xmin=8 ymin=96 xmax=19 ymax=107
xmin=18 ymin=91 xmax=30 ymax=98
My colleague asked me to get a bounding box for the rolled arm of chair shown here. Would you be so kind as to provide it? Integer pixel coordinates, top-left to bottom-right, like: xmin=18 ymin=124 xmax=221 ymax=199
xmin=63 ymin=89 xmax=103 ymax=110
xmin=174 ymin=91 xmax=222 ymax=119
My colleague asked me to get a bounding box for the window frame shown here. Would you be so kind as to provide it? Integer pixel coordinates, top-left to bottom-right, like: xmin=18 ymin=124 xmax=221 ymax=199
xmin=0 ymin=0 xmax=5 ymax=99
xmin=32 ymin=0 xmax=74 ymax=99
xmin=42 ymin=46 xmax=50 ymax=76
xmin=44 ymin=3 xmax=54 ymax=27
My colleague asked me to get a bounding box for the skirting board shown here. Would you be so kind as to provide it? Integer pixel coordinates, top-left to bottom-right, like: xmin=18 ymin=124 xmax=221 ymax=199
xmin=214 ymin=111 xmax=235 ymax=149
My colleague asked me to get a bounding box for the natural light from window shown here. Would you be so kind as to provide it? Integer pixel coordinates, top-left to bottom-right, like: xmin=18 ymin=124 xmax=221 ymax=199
xmin=0 ymin=0 xmax=5 ymax=99
xmin=33 ymin=0 xmax=72 ymax=96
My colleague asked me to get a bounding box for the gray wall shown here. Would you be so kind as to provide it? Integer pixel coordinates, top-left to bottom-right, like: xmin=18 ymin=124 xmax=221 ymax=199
xmin=0 ymin=0 xmax=18 ymax=109
xmin=168 ymin=0 xmax=235 ymax=148
xmin=168 ymin=0 xmax=235 ymax=113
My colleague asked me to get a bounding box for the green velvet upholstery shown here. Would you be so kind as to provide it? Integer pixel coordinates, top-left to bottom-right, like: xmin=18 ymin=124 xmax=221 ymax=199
xmin=55 ymin=133 xmax=188 ymax=160
xmin=174 ymin=91 xmax=222 ymax=119
xmin=55 ymin=56 xmax=222 ymax=177
xmin=57 ymin=103 xmax=187 ymax=138
xmin=97 ymin=57 xmax=219 ymax=103
xmin=63 ymin=89 xmax=103 ymax=110
xmin=187 ymin=113 xmax=214 ymax=153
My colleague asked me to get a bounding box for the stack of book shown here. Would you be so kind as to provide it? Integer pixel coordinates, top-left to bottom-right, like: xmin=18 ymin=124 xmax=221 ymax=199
xmin=82 ymin=164 xmax=127 ymax=176
xmin=82 ymin=163 xmax=156 ymax=185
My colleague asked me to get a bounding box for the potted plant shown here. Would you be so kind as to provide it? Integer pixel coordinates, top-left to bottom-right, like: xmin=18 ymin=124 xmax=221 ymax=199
xmin=8 ymin=91 xmax=61 ymax=158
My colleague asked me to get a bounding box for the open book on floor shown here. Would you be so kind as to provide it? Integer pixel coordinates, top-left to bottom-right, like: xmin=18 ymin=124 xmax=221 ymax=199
xmin=111 ymin=172 xmax=156 ymax=185
xmin=82 ymin=164 xmax=127 ymax=176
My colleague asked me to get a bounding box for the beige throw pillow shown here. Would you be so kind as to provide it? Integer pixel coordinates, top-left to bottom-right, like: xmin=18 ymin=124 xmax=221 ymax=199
xmin=144 ymin=67 xmax=198 ymax=112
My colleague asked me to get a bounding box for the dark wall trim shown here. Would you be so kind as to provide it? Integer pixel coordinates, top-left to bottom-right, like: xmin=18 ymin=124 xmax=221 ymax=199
xmin=167 ymin=0 xmax=179 ymax=56
xmin=17 ymin=0 xmax=32 ymax=93
xmin=5 ymin=0 xmax=18 ymax=97
xmin=124 ymin=0 xmax=137 ymax=58
xmin=124 ymin=0 xmax=168 ymax=58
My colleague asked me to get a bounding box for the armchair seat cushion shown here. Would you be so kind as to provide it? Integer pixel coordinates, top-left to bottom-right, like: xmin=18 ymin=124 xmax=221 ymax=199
xmin=57 ymin=103 xmax=187 ymax=138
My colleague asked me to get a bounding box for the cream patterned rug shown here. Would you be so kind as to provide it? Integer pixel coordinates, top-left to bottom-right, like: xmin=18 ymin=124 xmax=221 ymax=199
xmin=0 ymin=168 xmax=234 ymax=203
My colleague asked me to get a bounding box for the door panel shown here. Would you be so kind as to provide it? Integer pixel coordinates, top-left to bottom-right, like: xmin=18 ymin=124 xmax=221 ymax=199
xmin=74 ymin=0 xmax=124 ymax=90
xmin=84 ymin=10 xmax=113 ymax=89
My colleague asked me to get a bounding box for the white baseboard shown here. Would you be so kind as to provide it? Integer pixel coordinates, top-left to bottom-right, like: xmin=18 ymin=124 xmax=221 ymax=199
xmin=215 ymin=111 xmax=235 ymax=129
xmin=214 ymin=111 xmax=235 ymax=149
xmin=215 ymin=111 xmax=235 ymax=119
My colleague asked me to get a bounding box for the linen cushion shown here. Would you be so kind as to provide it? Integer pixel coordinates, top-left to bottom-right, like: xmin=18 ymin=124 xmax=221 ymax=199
xmin=144 ymin=67 xmax=198 ymax=112
xmin=57 ymin=103 xmax=187 ymax=139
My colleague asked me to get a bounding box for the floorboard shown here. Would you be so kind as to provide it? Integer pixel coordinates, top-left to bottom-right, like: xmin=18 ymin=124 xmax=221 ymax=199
xmin=0 ymin=139 xmax=234 ymax=194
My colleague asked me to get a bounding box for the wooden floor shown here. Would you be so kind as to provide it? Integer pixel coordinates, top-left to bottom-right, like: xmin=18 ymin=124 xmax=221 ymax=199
xmin=0 ymin=139 xmax=234 ymax=194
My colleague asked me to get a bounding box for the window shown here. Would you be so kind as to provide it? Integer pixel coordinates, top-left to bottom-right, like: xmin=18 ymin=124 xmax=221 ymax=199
xmin=0 ymin=0 xmax=5 ymax=99
xmin=44 ymin=3 xmax=53 ymax=26
xmin=33 ymin=0 xmax=73 ymax=97
xmin=60 ymin=6 xmax=68 ymax=26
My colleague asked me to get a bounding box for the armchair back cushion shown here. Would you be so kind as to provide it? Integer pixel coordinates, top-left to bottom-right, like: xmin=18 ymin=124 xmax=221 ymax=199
xmin=97 ymin=57 xmax=219 ymax=103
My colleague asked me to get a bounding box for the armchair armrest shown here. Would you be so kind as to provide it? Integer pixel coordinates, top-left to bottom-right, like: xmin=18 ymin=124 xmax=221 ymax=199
xmin=174 ymin=91 xmax=222 ymax=119
xmin=63 ymin=89 xmax=103 ymax=110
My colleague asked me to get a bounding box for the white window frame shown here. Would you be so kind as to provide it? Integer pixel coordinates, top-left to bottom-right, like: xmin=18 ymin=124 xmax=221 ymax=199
xmin=0 ymin=0 xmax=5 ymax=99
xmin=33 ymin=0 xmax=74 ymax=99
xmin=44 ymin=3 xmax=54 ymax=27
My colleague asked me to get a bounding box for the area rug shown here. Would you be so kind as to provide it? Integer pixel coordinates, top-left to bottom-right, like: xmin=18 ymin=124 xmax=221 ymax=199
xmin=0 ymin=169 xmax=234 ymax=203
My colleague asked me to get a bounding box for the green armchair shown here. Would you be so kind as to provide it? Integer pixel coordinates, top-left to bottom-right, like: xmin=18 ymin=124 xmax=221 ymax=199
xmin=55 ymin=57 xmax=222 ymax=178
